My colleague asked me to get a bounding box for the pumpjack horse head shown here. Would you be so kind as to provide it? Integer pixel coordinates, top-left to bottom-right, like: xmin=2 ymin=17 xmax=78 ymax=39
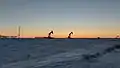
xmin=48 ymin=30 xmax=54 ymax=38
xmin=68 ymin=32 xmax=73 ymax=38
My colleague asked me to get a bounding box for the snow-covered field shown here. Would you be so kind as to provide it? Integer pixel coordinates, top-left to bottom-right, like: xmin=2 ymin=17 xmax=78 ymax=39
xmin=0 ymin=38 xmax=120 ymax=68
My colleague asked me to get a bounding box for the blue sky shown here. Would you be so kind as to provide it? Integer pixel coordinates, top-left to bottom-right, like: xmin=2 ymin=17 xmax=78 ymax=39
xmin=0 ymin=0 xmax=120 ymax=37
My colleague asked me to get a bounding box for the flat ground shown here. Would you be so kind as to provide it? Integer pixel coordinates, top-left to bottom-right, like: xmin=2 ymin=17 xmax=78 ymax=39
xmin=0 ymin=38 xmax=120 ymax=68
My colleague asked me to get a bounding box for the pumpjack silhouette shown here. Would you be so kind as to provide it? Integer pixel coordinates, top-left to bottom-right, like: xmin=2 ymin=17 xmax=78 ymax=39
xmin=116 ymin=34 xmax=119 ymax=39
xmin=48 ymin=30 xmax=54 ymax=39
xmin=43 ymin=30 xmax=54 ymax=39
xmin=68 ymin=32 xmax=73 ymax=38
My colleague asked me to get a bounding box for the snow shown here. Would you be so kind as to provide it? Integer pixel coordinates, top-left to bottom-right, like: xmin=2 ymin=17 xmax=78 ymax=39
xmin=0 ymin=38 xmax=120 ymax=68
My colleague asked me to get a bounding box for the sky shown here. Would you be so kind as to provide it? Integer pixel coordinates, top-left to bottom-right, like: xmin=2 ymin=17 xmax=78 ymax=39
xmin=0 ymin=0 xmax=120 ymax=38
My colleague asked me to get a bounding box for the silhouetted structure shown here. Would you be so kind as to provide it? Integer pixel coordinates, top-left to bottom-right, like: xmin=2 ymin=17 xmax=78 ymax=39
xmin=0 ymin=35 xmax=17 ymax=38
xmin=97 ymin=37 xmax=100 ymax=39
xmin=0 ymin=26 xmax=20 ymax=38
xmin=68 ymin=32 xmax=73 ymax=38
xmin=18 ymin=26 xmax=21 ymax=38
xmin=48 ymin=30 xmax=54 ymax=38
xmin=116 ymin=34 xmax=119 ymax=39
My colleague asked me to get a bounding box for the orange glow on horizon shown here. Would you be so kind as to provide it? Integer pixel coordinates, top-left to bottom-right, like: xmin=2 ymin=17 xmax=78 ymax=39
xmin=20 ymin=34 xmax=118 ymax=38
xmin=0 ymin=27 xmax=119 ymax=38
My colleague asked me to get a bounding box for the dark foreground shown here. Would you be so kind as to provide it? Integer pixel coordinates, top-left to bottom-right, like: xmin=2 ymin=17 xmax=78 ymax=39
xmin=0 ymin=38 xmax=120 ymax=68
